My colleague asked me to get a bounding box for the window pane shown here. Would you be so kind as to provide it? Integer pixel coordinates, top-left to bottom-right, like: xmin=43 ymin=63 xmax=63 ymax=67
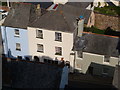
xmin=36 ymin=30 xmax=43 ymax=39
xmin=16 ymin=43 xmax=21 ymax=51
xmin=37 ymin=44 xmax=43 ymax=52
xmin=55 ymin=32 xmax=62 ymax=41
xmin=15 ymin=29 xmax=19 ymax=36
xmin=55 ymin=47 xmax=62 ymax=55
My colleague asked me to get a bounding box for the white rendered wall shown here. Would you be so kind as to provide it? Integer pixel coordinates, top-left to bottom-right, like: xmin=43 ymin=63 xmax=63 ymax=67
xmin=75 ymin=52 xmax=118 ymax=74
xmin=28 ymin=27 xmax=73 ymax=63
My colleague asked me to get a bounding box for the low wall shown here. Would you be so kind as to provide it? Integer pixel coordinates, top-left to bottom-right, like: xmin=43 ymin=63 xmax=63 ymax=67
xmin=94 ymin=12 xmax=120 ymax=31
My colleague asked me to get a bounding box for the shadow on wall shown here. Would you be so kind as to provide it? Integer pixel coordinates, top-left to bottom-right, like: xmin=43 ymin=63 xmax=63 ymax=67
xmin=73 ymin=61 xmax=116 ymax=78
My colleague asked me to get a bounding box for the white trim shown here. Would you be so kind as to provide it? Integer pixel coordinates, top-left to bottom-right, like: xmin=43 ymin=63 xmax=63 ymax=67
xmin=28 ymin=27 xmax=73 ymax=34
xmin=83 ymin=52 xmax=104 ymax=57
xmin=110 ymin=57 xmax=118 ymax=59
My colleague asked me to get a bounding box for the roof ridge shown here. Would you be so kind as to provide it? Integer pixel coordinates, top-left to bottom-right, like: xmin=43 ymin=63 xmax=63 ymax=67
xmin=59 ymin=10 xmax=72 ymax=31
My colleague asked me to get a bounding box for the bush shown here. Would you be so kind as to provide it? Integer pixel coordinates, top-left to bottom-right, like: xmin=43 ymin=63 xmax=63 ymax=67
xmin=94 ymin=6 xmax=120 ymax=16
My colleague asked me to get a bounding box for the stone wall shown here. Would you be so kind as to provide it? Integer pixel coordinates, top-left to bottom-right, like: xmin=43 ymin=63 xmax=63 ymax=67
xmin=2 ymin=57 xmax=63 ymax=88
xmin=94 ymin=12 xmax=120 ymax=31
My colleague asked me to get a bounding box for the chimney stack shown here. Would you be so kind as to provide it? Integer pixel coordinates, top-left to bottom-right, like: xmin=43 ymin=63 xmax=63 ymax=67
xmin=36 ymin=4 xmax=41 ymax=16
xmin=77 ymin=16 xmax=84 ymax=37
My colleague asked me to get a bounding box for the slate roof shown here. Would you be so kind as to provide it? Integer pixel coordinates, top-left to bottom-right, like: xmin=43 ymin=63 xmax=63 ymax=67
xmin=3 ymin=3 xmax=92 ymax=33
xmin=57 ymin=4 xmax=92 ymax=24
xmin=2 ymin=3 xmax=31 ymax=29
xmin=2 ymin=3 xmax=47 ymax=29
xmin=73 ymin=33 xmax=120 ymax=57
xmin=29 ymin=4 xmax=92 ymax=33
xmin=65 ymin=2 xmax=92 ymax=8
xmin=29 ymin=2 xmax=53 ymax=9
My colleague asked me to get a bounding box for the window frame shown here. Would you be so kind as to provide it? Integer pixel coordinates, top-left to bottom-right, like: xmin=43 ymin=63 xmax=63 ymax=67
xmin=36 ymin=30 xmax=43 ymax=39
xmin=14 ymin=29 xmax=20 ymax=37
xmin=55 ymin=32 xmax=62 ymax=42
xmin=55 ymin=47 xmax=62 ymax=56
xmin=16 ymin=43 xmax=21 ymax=51
xmin=37 ymin=44 xmax=44 ymax=53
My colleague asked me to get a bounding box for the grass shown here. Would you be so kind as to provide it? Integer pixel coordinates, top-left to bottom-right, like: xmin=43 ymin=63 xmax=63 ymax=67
xmin=94 ymin=6 xmax=120 ymax=16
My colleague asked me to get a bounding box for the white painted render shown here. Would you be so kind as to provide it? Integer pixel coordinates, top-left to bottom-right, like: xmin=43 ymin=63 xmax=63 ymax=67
xmin=110 ymin=0 xmax=120 ymax=6
xmin=75 ymin=52 xmax=118 ymax=74
xmin=28 ymin=27 xmax=74 ymax=63
xmin=1 ymin=26 xmax=29 ymax=58
xmin=52 ymin=0 xmax=68 ymax=4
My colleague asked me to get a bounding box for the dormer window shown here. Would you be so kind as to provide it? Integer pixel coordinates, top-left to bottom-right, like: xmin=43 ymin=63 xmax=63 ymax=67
xmin=36 ymin=30 xmax=43 ymax=39
xmin=14 ymin=29 xmax=20 ymax=37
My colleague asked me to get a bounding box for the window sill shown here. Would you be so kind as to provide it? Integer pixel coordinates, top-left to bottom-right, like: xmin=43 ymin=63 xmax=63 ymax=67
xmin=77 ymin=57 xmax=83 ymax=60
xmin=55 ymin=40 xmax=62 ymax=42
xmin=16 ymin=49 xmax=21 ymax=51
xmin=55 ymin=53 xmax=62 ymax=56
xmin=37 ymin=51 xmax=44 ymax=53
xmin=14 ymin=35 xmax=20 ymax=37
xmin=36 ymin=37 xmax=43 ymax=39
xmin=103 ymin=62 xmax=110 ymax=65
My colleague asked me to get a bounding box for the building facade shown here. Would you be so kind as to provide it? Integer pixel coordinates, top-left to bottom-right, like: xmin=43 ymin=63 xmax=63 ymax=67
xmin=73 ymin=32 xmax=120 ymax=77
xmin=28 ymin=27 xmax=73 ymax=62
xmin=1 ymin=26 xmax=29 ymax=58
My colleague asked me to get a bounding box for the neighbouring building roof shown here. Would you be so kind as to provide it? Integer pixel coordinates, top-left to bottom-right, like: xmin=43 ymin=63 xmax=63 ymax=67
xmin=73 ymin=33 xmax=120 ymax=57
xmin=65 ymin=2 xmax=92 ymax=8
xmin=57 ymin=4 xmax=92 ymax=24
xmin=2 ymin=3 xmax=47 ymax=29
xmin=2 ymin=3 xmax=32 ymax=29
xmin=29 ymin=4 xmax=92 ymax=33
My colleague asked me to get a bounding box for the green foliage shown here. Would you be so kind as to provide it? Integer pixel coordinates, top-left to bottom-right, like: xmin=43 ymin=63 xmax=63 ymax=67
xmin=84 ymin=26 xmax=105 ymax=34
xmin=94 ymin=6 xmax=120 ymax=16
xmin=84 ymin=26 xmax=120 ymax=37
xmin=2 ymin=2 xmax=7 ymax=6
